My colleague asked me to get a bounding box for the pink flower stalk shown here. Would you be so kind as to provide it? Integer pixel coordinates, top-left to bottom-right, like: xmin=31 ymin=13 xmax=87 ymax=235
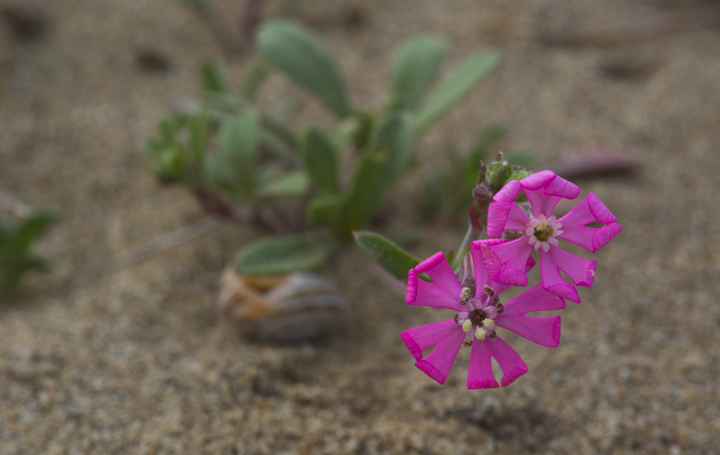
xmin=401 ymin=240 xmax=565 ymax=389
xmin=485 ymin=170 xmax=622 ymax=303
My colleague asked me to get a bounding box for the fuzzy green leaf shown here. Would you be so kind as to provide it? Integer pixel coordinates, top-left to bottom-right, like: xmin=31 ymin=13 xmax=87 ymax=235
xmin=258 ymin=20 xmax=350 ymax=117
xmin=235 ymin=233 xmax=335 ymax=276
xmin=353 ymin=231 xmax=421 ymax=283
xmin=374 ymin=113 xmax=414 ymax=189
xmin=256 ymin=170 xmax=309 ymax=198
xmin=415 ymin=52 xmax=500 ymax=131
xmin=219 ymin=111 xmax=260 ymax=198
xmin=391 ymin=36 xmax=449 ymax=110
xmin=300 ymin=128 xmax=339 ymax=194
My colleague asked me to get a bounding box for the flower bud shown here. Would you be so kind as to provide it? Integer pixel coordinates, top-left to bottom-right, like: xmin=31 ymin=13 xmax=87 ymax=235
xmin=485 ymin=161 xmax=513 ymax=190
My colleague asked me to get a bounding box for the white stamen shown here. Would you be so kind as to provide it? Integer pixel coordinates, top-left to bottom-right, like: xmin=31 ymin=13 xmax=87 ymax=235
xmin=462 ymin=320 xmax=472 ymax=332
xmin=460 ymin=287 xmax=472 ymax=301
xmin=483 ymin=319 xmax=495 ymax=329
xmin=475 ymin=327 xmax=486 ymax=340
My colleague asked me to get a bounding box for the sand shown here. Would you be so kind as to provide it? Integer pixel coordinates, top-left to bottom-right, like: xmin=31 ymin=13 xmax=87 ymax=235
xmin=1 ymin=0 xmax=719 ymax=453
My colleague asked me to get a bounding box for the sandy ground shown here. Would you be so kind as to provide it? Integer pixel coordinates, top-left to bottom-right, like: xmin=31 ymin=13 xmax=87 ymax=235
xmin=1 ymin=0 xmax=719 ymax=454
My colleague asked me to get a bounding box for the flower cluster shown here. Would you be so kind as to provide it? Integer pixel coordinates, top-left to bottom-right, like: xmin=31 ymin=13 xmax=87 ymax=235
xmin=402 ymin=170 xmax=622 ymax=388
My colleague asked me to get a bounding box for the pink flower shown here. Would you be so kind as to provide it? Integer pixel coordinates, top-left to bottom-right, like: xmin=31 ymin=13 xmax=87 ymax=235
xmin=401 ymin=240 xmax=565 ymax=389
xmin=485 ymin=170 xmax=623 ymax=303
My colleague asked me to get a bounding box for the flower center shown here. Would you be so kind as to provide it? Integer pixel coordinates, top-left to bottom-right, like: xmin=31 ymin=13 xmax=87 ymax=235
xmin=533 ymin=222 xmax=554 ymax=242
xmin=455 ymin=286 xmax=504 ymax=347
xmin=525 ymin=214 xmax=563 ymax=252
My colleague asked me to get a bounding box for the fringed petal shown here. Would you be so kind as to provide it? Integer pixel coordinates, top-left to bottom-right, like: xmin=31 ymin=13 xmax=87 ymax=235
xmin=467 ymin=337 xmax=528 ymax=388
xmin=538 ymin=250 xmax=581 ymax=303
xmin=592 ymin=222 xmax=623 ymax=251
xmin=467 ymin=339 xmax=499 ymax=389
xmin=559 ymin=192 xmax=617 ymax=229
xmin=544 ymin=174 xmax=579 ymax=199
xmin=483 ymin=238 xmax=533 ymax=286
xmin=406 ymin=252 xmax=463 ymax=310
xmin=587 ymin=192 xmax=617 ymax=224
xmin=520 ymin=170 xmax=556 ymax=191
xmin=401 ymin=320 xmax=463 ymax=361
xmin=407 ymin=274 xmax=465 ymax=310
xmin=486 ymin=202 xmax=512 ymax=238
xmin=402 ymin=320 xmax=465 ymax=385
xmin=492 ymin=179 xmax=522 ymax=203
xmin=496 ymin=284 xmax=564 ymax=347
xmin=547 ymin=247 xmax=597 ymax=288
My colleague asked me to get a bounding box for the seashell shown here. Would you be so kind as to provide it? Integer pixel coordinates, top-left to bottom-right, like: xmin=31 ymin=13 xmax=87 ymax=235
xmin=218 ymin=267 xmax=345 ymax=343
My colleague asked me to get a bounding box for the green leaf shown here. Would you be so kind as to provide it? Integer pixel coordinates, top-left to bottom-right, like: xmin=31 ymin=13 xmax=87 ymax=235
xmin=241 ymin=58 xmax=270 ymax=101
xmin=415 ymin=51 xmax=500 ymax=131
xmin=353 ymin=231 xmax=421 ymax=283
xmin=199 ymin=59 xmax=228 ymax=94
xmin=0 ymin=212 xmax=56 ymax=303
xmin=338 ymin=150 xmax=387 ymax=234
xmin=391 ymin=36 xmax=449 ymax=110
xmin=188 ymin=110 xmax=211 ymax=171
xmin=219 ymin=111 xmax=260 ymax=198
xmin=256 ymin=170 xmax=309 ymax=198
xmin=258 ymin=20 xmax=351 ymax=117
xmin=306 ymin=194 xmax=343 ymax=226
xmin=17 ymin=212 xmax=57 ymax=250
xmin=337 ymin=115 xmax=413 ymax=236
xmin=235 ymin=233 xmax=336 ymax=275
xmin=300 ymin=128 xmax=339 ymax=194
xmin=204 ymin=155 xmax=238 ymax=194
xmin=374 ymin=113 xmax=414 ymax=189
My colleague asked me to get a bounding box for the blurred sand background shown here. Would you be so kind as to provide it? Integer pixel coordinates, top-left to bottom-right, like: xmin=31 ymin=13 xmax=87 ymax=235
xmin=0 ymin=0 xmax=719 ymax=453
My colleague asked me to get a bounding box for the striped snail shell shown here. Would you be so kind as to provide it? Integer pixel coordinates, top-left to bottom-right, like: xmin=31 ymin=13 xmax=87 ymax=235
xmin=218 ymin=267 xmax=345 ymax=343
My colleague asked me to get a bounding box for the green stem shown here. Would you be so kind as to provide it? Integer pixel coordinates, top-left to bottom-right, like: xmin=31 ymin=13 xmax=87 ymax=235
xmin=451 ymin=222 xmax=476 ymax=272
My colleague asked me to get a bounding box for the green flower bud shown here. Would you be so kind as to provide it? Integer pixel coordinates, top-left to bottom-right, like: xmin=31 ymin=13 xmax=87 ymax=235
xmin=485 ymin=161 xmax=512 ymax=190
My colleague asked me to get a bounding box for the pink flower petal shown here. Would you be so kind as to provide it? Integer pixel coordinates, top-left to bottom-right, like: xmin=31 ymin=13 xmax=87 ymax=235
xmin=592 ymin=222 xmax=623 ymax=251
xmin=544 ymin=174 xmax=579 ymax=199
xmin=470 ymin=239 xmax=505 ymax=290
xmin=486 ymin=202 xmax=512 ymax=238
xmin=520 ymin=170 xmax=556 ymax=191
xmin=559 ymin=221 xmax=623 ymax=253
xmin=406 ymin=252 xmax=463 ymax=310
xmin=401 ymin=320 xmax=466 ymax=385
xmin=548 ymin=247 xmax=597 ymax=288
xmin=467 ymin=337 xmax=528 ymax=389
xmin=466 ymin=339 xmax=499 ymax=389
xmin=557 ymin=224 xmax=596 ymax=251
xmin=484 ymin=238 xmax=533 ymax=286
xmin=587 ymin=192 xmax=617 ymax=224
xmin=407 ymin=269 xmax=465 ymax=310
xmin=559 ymin=192 xmax=617 ymax=230
xmin=492 ymin=179 xmax=522 ymax=203
xmin=505 ymin=202 xmax=532 ymax=231
xmin=525 ymin=189 xmax=562 ymax=218
xmin=401 ymin=319 xmax=463 ymax=361
xmin=538 ymin=250 xmax=581 ymax=303
xmin=496 ymin=284 xmax=564 ymax=347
